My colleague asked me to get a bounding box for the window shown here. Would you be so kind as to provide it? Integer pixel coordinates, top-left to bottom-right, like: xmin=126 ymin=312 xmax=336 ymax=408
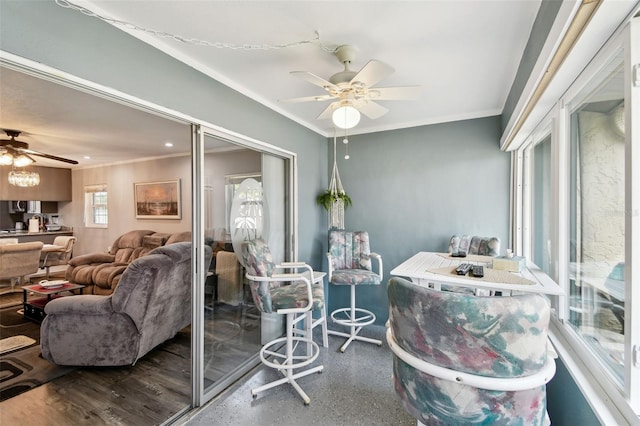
xmin=531 ymin=134 xmax=552 ymax=274
xmin=224 ymin=173 xmax=261 ymax=235
xmin=568 ymin=51 xmax=626 ymax=383
xmin=84 ymin=184 xmax=108 ymax=228
xmin=518 ymin=19 xmax=639 ymax=421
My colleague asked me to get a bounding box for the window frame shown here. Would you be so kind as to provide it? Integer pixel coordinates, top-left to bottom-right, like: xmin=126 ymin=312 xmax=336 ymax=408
xmin=84 ymin=184 xmax=108 ymax=229
xmin=515 ymin=18 xmax=639 ymax=423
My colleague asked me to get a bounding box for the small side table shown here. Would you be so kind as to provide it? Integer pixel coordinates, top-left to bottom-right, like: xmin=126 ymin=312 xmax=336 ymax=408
xmin=306 ymin=271 xmax=328 ymax=350
xmin=22 ymin=282 xmax=85 ymax=322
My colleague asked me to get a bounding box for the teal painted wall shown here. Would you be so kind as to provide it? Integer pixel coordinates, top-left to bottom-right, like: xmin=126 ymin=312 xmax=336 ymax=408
xmin=547 ymin=358 xmax=601 ymax=425
xmin=502 ymin=0 xmax=563 ymax=131
xmin=0 ymin=0 xmax=328 ymax=267
xmin=325 ymin=116 xmax=511 ymax=324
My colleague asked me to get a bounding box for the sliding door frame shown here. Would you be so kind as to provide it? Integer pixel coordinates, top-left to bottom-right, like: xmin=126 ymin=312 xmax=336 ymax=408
xmin=195 ymin=126 xmax=297 ymax=403
xmin=0 ymin=50 xmax=299 ymax=413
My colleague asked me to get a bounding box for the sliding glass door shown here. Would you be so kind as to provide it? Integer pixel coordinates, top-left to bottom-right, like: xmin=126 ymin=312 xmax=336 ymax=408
xmin=195 ymin=126 xmax=296 ymax=403
xmin=0 ymin=53 xmax=299 ymax=417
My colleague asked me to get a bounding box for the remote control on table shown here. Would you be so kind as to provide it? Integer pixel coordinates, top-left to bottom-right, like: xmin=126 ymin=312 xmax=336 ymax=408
xmin=471 ymin=265 xmax=484 ymax=277
xmin=451 ymin=251 xmax=467 ymax=258
xmin=456 ymin=263 xmax=472 ymax=275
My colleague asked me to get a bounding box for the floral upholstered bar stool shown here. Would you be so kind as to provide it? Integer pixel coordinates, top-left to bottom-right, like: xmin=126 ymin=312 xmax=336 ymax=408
xmin=326 ymin=230 xmax=383 ymax=352
xmin=242 ymin=238 xmax=325 ymax=405
xmin=386 ymin=276 xmax=556 ymax=425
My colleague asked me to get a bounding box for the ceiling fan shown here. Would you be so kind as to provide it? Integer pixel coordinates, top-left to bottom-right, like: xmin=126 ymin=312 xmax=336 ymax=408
xmin=0 ymin=129 xmax=78 ymax=165
xmin=281 ymin=45 xmax=420 ymax=128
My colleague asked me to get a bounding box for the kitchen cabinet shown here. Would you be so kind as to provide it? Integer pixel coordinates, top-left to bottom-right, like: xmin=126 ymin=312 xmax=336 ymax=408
xmin=27 ymin=201 xmax=41 ymax=213
xmin=0 ymin=166 xmax=72 ymax=201
xmin=7 ymin=200 xmax=58 ymax=213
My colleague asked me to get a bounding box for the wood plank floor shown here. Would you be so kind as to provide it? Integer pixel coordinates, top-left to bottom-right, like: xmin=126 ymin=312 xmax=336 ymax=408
xmin=0 ymin=330 xmax=191 ymax=426
xmin=0 ymin=303 xmax=261 ymax=426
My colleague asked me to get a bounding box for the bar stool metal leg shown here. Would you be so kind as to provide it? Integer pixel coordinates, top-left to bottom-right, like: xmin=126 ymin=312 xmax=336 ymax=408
xmin=328 ymin=285 xmax=382 ymax=352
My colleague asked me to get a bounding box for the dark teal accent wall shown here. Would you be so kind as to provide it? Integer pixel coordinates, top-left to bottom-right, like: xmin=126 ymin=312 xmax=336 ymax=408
xmin=502 ymin=0 xmax=563 ymax=132
xmin=547 ymin=357 xmax=601 ymax=425
xmin=0 ymin=0 xmax=328 ymax=267
xmin=326 ymin=116 xmax=510 ymax=324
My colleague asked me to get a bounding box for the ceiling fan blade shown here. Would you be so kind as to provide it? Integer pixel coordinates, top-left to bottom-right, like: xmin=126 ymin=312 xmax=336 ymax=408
xmin=367 ymin=86 xmax=421 ymax=101
xmin=21 ymin=148 xmax=78 ymax=165
xmin=358 ymin=100 xmax=389 ymax=120
xmin=290 ymin=71 xmax=340 ymax=92
xmin=316 ymin=103 xmax=338 ymax=121
xmin=350 ymin=60 xmax=394 ymax=88
xmin=280 ymin=94 xmax=336 ymax=103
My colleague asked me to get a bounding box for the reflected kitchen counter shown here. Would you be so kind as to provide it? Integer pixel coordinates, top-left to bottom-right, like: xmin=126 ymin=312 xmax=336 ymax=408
xmin=0 ymin=229 xmax=73 ymax=244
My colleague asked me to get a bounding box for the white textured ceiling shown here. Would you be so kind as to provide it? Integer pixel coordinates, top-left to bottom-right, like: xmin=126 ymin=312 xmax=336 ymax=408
xmin=0 ymin=0 xmax=542 ymax=168
xmin=0 ymin=67 xmax=193 ymax=168
xmin=72 ymin=0 xmax=542 ymax=136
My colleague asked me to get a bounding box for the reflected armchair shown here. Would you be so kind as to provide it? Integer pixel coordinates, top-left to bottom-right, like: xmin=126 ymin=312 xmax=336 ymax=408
xmin=40 ymin=236 xmax=76 ymax=279
xmin=387 ymin=277 xmax=556 ymax=425
xmin=0 ymin=241 xmax=43 ymax=290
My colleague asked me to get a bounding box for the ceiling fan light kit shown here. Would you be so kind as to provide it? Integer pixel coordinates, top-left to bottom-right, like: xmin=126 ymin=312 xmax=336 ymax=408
xmin=0 ymin=152 xmax=14 ymax=166
xmin=13 ymin=154 xmax=35 ymax=168
xmin=0 ymin=129 xmax=78 ymax=187
xmin=332 ymin=105 xmax=360 ymax=129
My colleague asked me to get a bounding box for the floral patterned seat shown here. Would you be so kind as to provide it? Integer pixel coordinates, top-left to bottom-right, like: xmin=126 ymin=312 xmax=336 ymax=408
xmin=241 ymin=238 xmax=325 ymax=405
xmin=449 ymin=234 xmax=501 ymax=257
xmin=387 ymin=276 xmax=555 ymax=425
xmin=326 ymin=230 xmax=383 ymax=352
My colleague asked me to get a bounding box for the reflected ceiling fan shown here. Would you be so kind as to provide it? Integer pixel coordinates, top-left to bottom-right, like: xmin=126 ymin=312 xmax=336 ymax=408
xmin=0 ymin=129 xmax=78 ymax=166
xmin=281 ymin=45 xmax=420 ymax=129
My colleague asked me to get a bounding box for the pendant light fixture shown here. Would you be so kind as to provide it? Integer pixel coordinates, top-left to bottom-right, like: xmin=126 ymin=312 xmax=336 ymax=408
xmin=8 ymin=169 xmax=40 ymax=187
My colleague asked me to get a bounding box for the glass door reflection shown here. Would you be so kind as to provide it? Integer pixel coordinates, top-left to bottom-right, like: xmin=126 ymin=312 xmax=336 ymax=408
xmin=201 ymin=134 xmax=287 ymax=395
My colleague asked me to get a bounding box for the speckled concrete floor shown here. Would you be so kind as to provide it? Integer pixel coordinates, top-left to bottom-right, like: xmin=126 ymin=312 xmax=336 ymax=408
xmin=184 ymin=325 xmax=415 ymax=426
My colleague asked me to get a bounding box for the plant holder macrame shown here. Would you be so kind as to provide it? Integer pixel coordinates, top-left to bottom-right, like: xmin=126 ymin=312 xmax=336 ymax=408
xmin=328 ymin=136 xmax=346 ymax=230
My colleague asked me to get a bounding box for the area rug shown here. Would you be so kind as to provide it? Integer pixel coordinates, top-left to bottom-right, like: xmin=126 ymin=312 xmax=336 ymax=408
xmin=0 ymin=335 xmax=36 ymax=354
xmin=0 ymin=290 xmax=23 ymax=309
xmin=0 ymin=294 xmax=75 ymax=402
xmin=0 ymin=345 xmax=75 ymax=402
xmin=0 ymin=304 xmax=41 ymax=343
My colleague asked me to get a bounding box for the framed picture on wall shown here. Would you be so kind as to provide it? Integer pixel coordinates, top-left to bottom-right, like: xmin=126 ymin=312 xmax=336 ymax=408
xmin=134 ymin=179 xmax=181 ymax=219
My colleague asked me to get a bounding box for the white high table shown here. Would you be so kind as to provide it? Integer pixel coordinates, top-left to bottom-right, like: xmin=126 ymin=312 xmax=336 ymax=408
xmin=390 ymin=252 xmax=564 ymax=296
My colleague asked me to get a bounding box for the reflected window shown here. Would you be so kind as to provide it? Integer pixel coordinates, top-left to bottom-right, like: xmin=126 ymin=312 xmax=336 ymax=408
xmin=568 ymin=51 xmax=625 ymax=383
xmin=84 ymin=184 xmax=108 ymax=228
xmin=225 ymin=173 xmax=261 ymax=235
xmin=229 ymin=178 xmax=269 ymax=265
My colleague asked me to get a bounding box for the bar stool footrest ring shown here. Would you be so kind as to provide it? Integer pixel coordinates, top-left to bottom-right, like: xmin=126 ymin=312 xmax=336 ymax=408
xmin=330 ymin=307 xmax=376 ymax=328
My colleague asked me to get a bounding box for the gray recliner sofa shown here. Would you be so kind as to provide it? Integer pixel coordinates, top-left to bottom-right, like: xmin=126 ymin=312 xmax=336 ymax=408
xmin=40 ymin=242 xmax=211 ymax=366
xmin=65 ymin=229 xmax=192 ymax=295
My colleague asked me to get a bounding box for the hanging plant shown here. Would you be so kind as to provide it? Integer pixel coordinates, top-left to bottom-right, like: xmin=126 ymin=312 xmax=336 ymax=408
xmin=319 ymin=136 xmax=351 ymax=229
xmin=316 ymin=189 xmax=352 ymax=211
